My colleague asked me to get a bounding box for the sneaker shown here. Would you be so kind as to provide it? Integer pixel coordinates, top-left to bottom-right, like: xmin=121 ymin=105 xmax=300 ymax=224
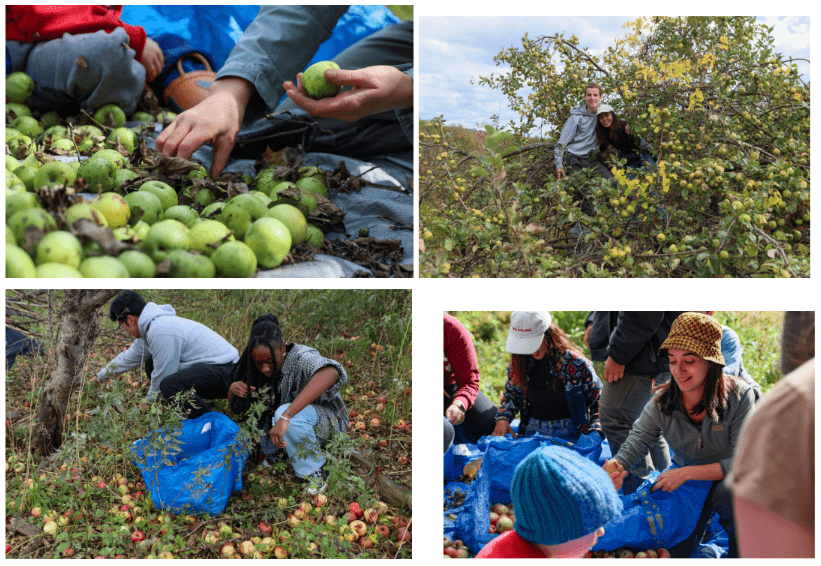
xmin=304 ymin=468 xmax=328 ymax=495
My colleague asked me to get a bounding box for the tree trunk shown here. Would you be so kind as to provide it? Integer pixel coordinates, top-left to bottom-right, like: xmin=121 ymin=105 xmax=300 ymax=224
xmin=31 ymin=289 xmax=119 ymax=457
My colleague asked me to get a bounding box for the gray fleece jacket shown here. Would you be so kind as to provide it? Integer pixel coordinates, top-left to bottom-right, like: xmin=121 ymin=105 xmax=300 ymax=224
xmin=97 ymin=303 xmax=239 ymax=400
xmin=554 ymin=104 xmax=600 ymax=170
xmin=614 ymin=379 xmax=756 ymax=478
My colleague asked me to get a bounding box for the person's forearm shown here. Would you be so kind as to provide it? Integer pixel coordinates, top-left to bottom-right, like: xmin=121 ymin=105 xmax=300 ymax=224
xmin=208 ymin=77 xmax=255 ymax=116
xmin=283 ymin=366 xmax=339 ymax=418
xmin=683 ymin=462 xmax=724 ymax=482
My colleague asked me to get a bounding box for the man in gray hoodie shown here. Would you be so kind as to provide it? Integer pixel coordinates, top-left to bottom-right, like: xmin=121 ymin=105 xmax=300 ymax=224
xmin=554 ymin=83 xmax=613 ymax=215
xmin=98 ymin=290 xmax=239 ymax=418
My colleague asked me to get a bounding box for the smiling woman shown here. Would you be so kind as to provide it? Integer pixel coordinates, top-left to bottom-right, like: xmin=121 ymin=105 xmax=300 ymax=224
xmin=603 ymin=312 xmax=756 ymax=558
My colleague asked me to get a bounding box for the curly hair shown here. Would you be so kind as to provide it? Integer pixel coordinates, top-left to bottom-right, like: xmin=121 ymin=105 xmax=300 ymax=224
xmin=229 ymin=314 xmax=284 ymax=417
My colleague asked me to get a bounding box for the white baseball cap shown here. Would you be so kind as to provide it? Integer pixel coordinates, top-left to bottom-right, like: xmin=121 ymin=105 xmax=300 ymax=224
xmin=596 ymin=104 xmax=615 ymax=116
xmin=506 ymin=311 xmax=552 ymax=354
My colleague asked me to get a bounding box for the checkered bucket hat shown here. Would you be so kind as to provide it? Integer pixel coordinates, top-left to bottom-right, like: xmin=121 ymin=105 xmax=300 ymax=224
xmin=659 ymin=312 xmax=725 ymax=366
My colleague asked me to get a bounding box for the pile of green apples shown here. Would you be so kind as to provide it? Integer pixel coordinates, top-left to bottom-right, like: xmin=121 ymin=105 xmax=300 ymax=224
xmin=6 ymin=72 xmax=329 ymax=278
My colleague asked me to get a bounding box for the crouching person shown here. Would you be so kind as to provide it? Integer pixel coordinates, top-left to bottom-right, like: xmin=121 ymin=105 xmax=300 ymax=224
xmin=476 ymin=445 xmax=622 ymax=558
xmin=229 ymin=314 xmax=348 ymax=495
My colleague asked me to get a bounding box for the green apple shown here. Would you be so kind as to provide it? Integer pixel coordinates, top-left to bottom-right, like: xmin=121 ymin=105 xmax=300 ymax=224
xmin=227 ymin=193 xmax=269 ymax=221
xmin=8 ymin=208 xmax=57 ymax=247
xmin=34 ymin=230 xmax=82 ymax=268
xmin=11 ymin=116 xmax=43 ymax=139
xmin=36 ymin=262 xmax=83 ymax=278
xmin=6 ymin=192 xmax=41 ymax=220
xmin=6 ymin=225 xmax=15 ymax=244
xmin=131 ymin=111 xmax=156 ymax=123
xmin=7 ymin=134 xmax=33 ymax=158
xmin=132 ymin=220 xmax=151 ymax=241
xmin=140 ymin=219 xmax=189 ymax=262
xmin=244 ymin=217 xmax=292 ymax=269
xmin=107 ymin=127 xmax=138 ymax=152
xmin=114 ymin=168 xmax=140 ymax=191
xmin=124 ymin=191 xmax=163 ymax=226
xmin=12 ymin=166 xmax=38 ymax=192
xmin=139 ymin=180 xmax=178 ymax=211
xmin=79 ymin=256 xmax=130 ymax=278
xmin=183 ymin=166 xmax=208 ymax=181
xmin=302 ymin=60 xmax=342 ymax=100
xmin=77 ymin=125 xmax=104 ymax=138
xmin=6 ymin=243 xmax=37 ymax=277
xmin=295 ymin=176 xmax=328 ymax=199
xmin=40 ymin=110 xmax=61 ymax=128
xmin=188 ymin=219 xmax=234 ymax=255
xmin=219 ymin=203 xmax=252 ymax=240
xmin=6 ymin=102 xmax=33 ymax=120
xmin=304 ymin=223 xmax=324 ymax=247
xmin=298 ymin=166 xmax=327 ymax=186
xmin=6 ymin=170 xmax=27 ymax=192
xmin=65 ymin=202 xmax=108 ymax=228
xmin=33 ymin=160 xmax=77 ymax=190
xmin=190 ymin=187 xmax=214 ymax=207
xmin=254 ymin=168 xmax=286 ymax=194
xmin=210 ymin=240 xmax=257 ymax=278
xmin=50 ymin=138 xmax=75 ymax=152
xmin=117 ymin=250 xmax=156 ymax=278
xmin=91 ymin=193 xmax=131 ymax=228
xmin=6 ymin=72 xmax=35 ymax=104
xmin=201 ymin=202 xmax=226 ymax=219
xmin=92 ymin=148 xmax=127 ymax=170
xmin=5 ymin=128 xmax=23 ymax=143
xmin=155 ymin=110 xmax=177 ymax=126
xmin=168 ymin=250 xmax=216 ymax=278
xmin=268 ymin=204 xmax=306 ymax=245
xmin=6 ymin=155 xmax=21 ymax=172
xmin=270 ymin=181 xmax=317 ymax=216
xmin=162 ymin=204 xmax=199 ymax=227
xmin=112 ymin=226 xmax=136 ymax=241
xmin=77 ymin=156 xmax=116 ymax=193
xmin=44 ymin=125 xmax=69 ymax=139
xmin=249 ymin=190 xmax=273 ymax=207
xmin=93 ymin=103 xmax=127 ymax=128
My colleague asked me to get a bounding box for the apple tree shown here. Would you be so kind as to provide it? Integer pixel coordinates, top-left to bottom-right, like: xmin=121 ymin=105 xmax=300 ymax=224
xmin=420 ymin=16 xmax=809 ymax=277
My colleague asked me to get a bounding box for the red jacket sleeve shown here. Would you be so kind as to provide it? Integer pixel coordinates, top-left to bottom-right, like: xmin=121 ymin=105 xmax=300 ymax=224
xmin=6 ymin=5 xmax=147 ymax=60
xmin=444 ymin=314 xmax=480 ymax=410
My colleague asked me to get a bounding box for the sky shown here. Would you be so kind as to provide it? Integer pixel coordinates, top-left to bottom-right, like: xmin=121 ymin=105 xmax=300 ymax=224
xmin=419 ymin=16 xmax=811 ymax=131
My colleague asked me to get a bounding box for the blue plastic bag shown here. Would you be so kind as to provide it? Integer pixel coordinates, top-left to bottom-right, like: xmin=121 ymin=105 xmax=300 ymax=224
xmin=447 ymin=433 xmax=604 ymax=555
xmin=592 ymin=464 xmax=712 ymax=552
xmin=131 ymin=412 xmax=251 ymax=516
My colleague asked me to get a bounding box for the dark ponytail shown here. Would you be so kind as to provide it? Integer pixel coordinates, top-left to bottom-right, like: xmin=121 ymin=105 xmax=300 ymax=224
xmin=230 ymin=314 xmax=284 ymax=417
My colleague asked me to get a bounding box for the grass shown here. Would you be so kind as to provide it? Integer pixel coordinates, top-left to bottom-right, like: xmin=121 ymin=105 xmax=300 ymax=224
xmin=451 ymin=311 xmax=787 ymax=404
xmin=6 ymin=289 xmax=411 ymax=559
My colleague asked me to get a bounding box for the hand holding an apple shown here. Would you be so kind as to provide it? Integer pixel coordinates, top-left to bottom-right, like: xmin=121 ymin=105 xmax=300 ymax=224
xmin=284 ymin=65 xmax=413 ymax=122
xmin=603 ymin=459 xmax=626 ymax=491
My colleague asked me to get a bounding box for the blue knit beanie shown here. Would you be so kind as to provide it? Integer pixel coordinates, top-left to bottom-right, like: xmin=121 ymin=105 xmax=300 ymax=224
xmin=511 ymin=445 xmax=622 ymax=546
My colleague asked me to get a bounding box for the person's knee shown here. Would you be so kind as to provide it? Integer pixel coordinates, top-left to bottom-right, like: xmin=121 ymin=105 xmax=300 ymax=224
xmin=443 ymin=417 xmax=455 ymax=453
xmin=158 ymin=377 xmax=176 ymax=398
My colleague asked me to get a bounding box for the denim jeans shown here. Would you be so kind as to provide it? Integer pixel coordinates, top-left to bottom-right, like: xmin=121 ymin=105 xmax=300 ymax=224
xmin=599 ymin=371 xmax=671 ymax=495
xmin=260 ymin=403 xmax=325 ymax=478
xmin=522 ymin=417 xmax=581 ymax=444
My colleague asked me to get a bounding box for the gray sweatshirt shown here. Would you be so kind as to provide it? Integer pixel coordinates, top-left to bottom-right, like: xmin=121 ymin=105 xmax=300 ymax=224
xmin=97 ymin=303 xmax=239 ymax=400
xmin=554 ymin=104 xmax=600 ymax=170
xmin=614 ymin=379 xmax=756 ymax=478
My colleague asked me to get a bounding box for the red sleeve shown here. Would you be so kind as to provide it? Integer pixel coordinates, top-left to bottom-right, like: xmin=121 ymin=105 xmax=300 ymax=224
xmin=444 ymin=313 xmax=480 ymax=410
xmin=6 ymin=5 xmax=147 ymax=60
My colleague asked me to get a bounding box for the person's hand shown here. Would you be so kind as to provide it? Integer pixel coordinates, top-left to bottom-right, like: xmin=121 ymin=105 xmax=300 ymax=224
xmin=140 ymin=38 xmax=165 ymax=83
xmin=445 ymin=402 xmax=465 ymax=425
xmin=603 ymin=356 xmax=625 ymax=383
xmin=492 ymin=420 xmax=517 ymax=438
xmin=556 ymin=168 xmax=566 ymax=179
xmin=155 ymin=77 xmax=254 ymax=178
xmin=603 ymin=459 xmax=627 ymax=491
xmin=651 ymin=467 xmax=690 ymax=492
xmin=269 ymin=418 xmax=289 ymax=450
xmin=229 ymin=382 xmax=255 ymax=398
xmin=584 ymin=326 xmax=592 ymax=350
xmin=283 ymin=65 xmax=412 ymax=122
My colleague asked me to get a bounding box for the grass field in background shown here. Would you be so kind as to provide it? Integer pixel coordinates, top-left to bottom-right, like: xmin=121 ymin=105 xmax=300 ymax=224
xmin=450 ymin=311 xmax=786 ymax=405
